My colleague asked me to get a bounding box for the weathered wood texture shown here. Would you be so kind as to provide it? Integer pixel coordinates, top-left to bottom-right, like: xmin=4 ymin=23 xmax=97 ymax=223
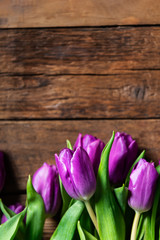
xmin=0 ymin=10 xmax=159 ymax=238
xmin=1 ymin=27 xmax=160 ymax=119
xmin=0 ymin=0 xmax=160 ymax=28
xmin=0 ymin=72 xmax=160 ymax=119
xmin=0 ymin=27 xmax=160 ymax=75
xmin=0 ymin=120 xmax=160 ymax=193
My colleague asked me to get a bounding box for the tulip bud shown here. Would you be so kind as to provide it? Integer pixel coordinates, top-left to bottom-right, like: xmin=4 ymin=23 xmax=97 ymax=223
xmin=109 ymin=132 xmax=138 ymax=185
xmin=1 ymin=203 xmax=24 ymax=224
xmin=128 ymin=159 xmax=159 ymax=213
xmin=32 ymin=163 xmax=61 ymax=217
xmin=0 ymin=151 xmax=6 ymax=192
xmin=55 ymin=147 xmax=96 ymax=201
xmin=73 ymin=133 xmax=105 ymax=175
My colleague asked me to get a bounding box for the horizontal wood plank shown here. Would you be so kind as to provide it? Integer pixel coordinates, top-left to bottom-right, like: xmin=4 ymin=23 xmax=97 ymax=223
xmin=1 ymin=27 xmax=160 ymax=75
xmin=0 ymin=0 xmax=160 ymax=28
xmin=0 ymin=120 xmax=160 ymax=193
xmin=0 ymin=72 xmax=160 ymax=119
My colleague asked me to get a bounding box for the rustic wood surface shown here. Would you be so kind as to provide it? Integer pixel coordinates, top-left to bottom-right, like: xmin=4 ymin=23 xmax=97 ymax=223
xmin=0 ymin=1 xmax=160 ymax=239
xmin=0 ymin=72 xmax=160 ymax=119
xmin=0 ymin=0 xmax=160 ymax=28
xmin=1 ymin=27 xmax=160 ymax=75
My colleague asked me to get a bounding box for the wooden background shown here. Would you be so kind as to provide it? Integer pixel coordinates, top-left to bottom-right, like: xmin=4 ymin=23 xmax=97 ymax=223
xmin=0 ymin=0 xmax=160 ymax=239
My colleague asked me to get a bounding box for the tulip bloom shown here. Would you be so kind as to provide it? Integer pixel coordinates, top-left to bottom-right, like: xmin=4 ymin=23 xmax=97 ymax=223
xmin=1 ymin=203 xmax=24 ymax=224
xmin=32 ymin=163 xmax=61 ymax=217
xmin=0 ymin=151 xmax=6 ymax=192
xmin=128 ymin=159 xmax=159 ymax=213
xmin=109 ymin=132 xmax=138 ymax=185
xmin=73 ymin=133 xmax=105 ymax=175
xmin=55 ymin=147 xmax=96 ymax=201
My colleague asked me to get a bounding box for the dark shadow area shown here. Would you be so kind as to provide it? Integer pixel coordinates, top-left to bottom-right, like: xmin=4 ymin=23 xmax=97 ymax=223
xmin=0 ymin=152 xmax=20 ymax=196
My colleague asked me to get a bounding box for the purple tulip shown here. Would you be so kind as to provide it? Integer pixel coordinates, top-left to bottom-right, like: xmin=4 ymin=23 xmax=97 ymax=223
xmin=109 ymin=132 xmax=138 ymax=185
xmin=1 ymin=203 xmax=24 ymax=224
xmin=73 ymin=133 xmax=105 ymax=175
xmin=0 ymin=151 xmax=6 ymax=192
xmin=32 ymin=163 xmax=61 ymax=217
xmin=128 ymin=159 xmax=159 ymax=213
xmin=55 ymin=147 xmax=96 ymax=201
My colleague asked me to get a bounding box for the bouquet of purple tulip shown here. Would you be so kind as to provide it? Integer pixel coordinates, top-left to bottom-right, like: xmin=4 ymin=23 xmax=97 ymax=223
xmin=0 ymin=131 xmax=160 ymax=240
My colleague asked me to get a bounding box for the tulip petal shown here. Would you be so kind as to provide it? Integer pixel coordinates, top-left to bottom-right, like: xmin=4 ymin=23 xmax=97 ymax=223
xmin=82 ymin=135 xmax=97 ymax=150
xmin=128 ymin=159 xmax=159 ymax=212
xmin=56 ymin=149 xmax=80 ymax=199
xmin=73 ymin=133 xmax=105 ymax=176
xmin=124 ymin=140 xmax=138 ymax=178
xmin=32 ymin=162 xmax=61 ymax=216
xmin=109 ymin=134 xmax=128 ymax=184
xmin=123 ymin=133 xmax=133 ymax=146
xmin=87 ymin=139 xmax=105 ymax=175
xmin=71 ymin=147 xmax=96 ymax=200
xmin=73 ymin=133 xmax=82 ymax=150
xmin=109 ymin=132 xmax=138 ymax=185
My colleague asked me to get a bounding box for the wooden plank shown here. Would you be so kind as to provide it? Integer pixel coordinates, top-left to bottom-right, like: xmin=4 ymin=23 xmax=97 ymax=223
xmin=0 ymin=72 xmax=160 ymax=119
xmin=0 ymin=0 xmax=160 ymax=28
xmin=43 ymin=217 xmax=57 ymax=240
xmin=1 ymin=120 xmax=160 ymax=193
xmin=0 ymin=27 xmax=160 ymax=75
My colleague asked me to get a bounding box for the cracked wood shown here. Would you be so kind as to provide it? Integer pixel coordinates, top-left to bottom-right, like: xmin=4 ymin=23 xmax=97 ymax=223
xmin=0 ymin=72 xmax=160 ymax=119
xmin=0 ymin=27 xmax=160 ymax=75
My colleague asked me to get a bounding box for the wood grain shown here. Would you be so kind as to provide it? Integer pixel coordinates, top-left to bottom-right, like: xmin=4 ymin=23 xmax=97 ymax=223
xmin=1 ymin=27 xmax=160 ymax=75
xmin=0 ymin=0 xmax=160 ymax=28
xmin=0 ymin=72 xmax=160 ymax=119
xmin=1 ymin=120 xmax=160 ymax=193
xmin=0 ymin=9 xmax=159 ymax=239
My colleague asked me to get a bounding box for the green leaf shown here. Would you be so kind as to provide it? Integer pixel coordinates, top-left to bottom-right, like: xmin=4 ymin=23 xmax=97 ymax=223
xmin=77 ymin=221 xmax=98 ymax=240
xmin=66 ymin=139 xmax=73 ymax=150
xmin=125 ymin=150 xmax=145 ymax=187
xmin=0 ymin=199 xmax=15 ymax=220
xmin=151 ymin=168 xmax=160 ymax=239
xmin=144 ymin=214 xmax=151 ymax=240
xmin=59 ymin=177 xmax=72 ymax=216
xmin=25 ymin=175 xmax=46 ymax=240
xmin=114 ymin=185 xmax=128 ymax=214
xmin=50 ymin=200 xmax=84 ymax=240
xmin=77 ymin=221 xmax=86 ymax=240
xmin=95 ymin=132 xmax=125 ymax=240
xmin=0 ymin=199 xmax=26 ymax=240
xmin=136 ymin=212 xmax=152 ymax=240
xmin=0 ymin=208 xmax=26 ymax=240
xmin=83 ymin=229 xmax=98 ymax=240
xmin=136 ymin=214 xmax=145 ymax=240
xmin=80 ymin=207 xmax=93 ymax=235
xmin=156 ymin=165 xmax=160 ymax=175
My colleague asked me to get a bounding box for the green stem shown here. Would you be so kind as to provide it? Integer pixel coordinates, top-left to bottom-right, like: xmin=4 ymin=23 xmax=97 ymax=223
xmin=84 ymin=200 xmax=99 ymax=235
xmin=130 ymin=211 xmax=141 ymax=240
